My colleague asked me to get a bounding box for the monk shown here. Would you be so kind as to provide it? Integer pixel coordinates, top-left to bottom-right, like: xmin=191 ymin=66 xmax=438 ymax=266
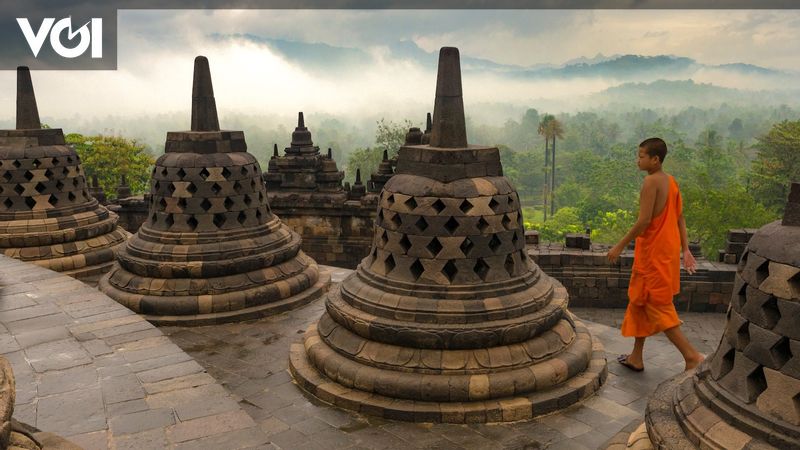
xmin=607 ymin=137 xmax=704 ymax=372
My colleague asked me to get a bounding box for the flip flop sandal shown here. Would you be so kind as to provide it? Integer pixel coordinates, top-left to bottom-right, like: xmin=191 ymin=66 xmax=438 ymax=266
xmin=617 ymin=354 xmax=644 ymax=372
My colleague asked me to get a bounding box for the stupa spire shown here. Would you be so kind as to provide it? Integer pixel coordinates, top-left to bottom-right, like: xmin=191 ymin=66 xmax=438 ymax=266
xmin=291 ymin=112 xmax=313 ymax=147
xmin=190 ymin=56 xmax=220 ymax=132
xmin=429 ymin=48 xmax=467 ymax=148
xmin=16 ymin=66 xmax=40 ymax=130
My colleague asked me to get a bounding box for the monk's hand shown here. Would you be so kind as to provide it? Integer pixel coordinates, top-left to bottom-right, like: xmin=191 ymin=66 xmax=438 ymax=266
xmin=683 ymin=251 xmax=697 ymax=275
xmin=607 ymin=244 xmax=623 ymax=264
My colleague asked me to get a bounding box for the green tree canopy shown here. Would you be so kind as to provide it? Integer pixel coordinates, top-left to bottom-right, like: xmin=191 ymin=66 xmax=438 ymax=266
xmin=682 ymin=183 xmax=777 ymax=257
xmin=728 ymin=118 xmax=744 ymax=141
xmin=750 ymin=119 xmax=800 ymax=211
xmin=65 ymin=133 xmax=155 ymax=199
xmin=525 ymin=207 xmax=584 ymax=242
xmin=345 ymin=118 xmax=412 ymax=183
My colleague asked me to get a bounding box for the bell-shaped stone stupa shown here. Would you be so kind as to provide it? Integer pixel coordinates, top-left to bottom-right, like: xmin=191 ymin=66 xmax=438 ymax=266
xmin=289 ymin=47 xmax=607 ymax=423
xmin=98 ymin=56 xmax=329 ymax=325
xmin=0 ymin=67 xmax=129 ymax=279
xmin=644 ymin=181 xmax=800 ymax=449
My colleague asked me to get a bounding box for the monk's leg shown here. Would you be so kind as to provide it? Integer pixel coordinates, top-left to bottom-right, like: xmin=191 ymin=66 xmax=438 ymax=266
xmin=663 ymin=325 xmax=704 ymax=371
xmin=627 ymin=337 xmax=646 ymax=369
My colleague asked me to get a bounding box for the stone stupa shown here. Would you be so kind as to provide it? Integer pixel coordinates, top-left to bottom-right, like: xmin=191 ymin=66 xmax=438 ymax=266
xmin=642 ymin=181 xmax=800 ymax=449
xmin=264 ymin=112 xmax=345 ymax=193
xmin=367 ymin=148 xmax=394 ymax=193
xmin=0 ymin=67 xmax=129 ymax=279
xmin=263 ymin=113 xmax=379 ymax=270
xmin=98 ymin=56 xmax=329 ymax=325
xmin=289 ymin=47 xmax=607 ymax=423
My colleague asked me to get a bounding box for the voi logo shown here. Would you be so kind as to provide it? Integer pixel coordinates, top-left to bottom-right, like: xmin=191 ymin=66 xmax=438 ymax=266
xmin=16 ymin=17 xmax=102 ymax=59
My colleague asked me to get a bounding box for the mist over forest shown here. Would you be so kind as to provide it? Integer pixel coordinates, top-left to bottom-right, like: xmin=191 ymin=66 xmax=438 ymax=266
xmin=2 ymin=26 xmax=798 ymax=254
xmin=2 ymin=47 xmax=797 ymax=168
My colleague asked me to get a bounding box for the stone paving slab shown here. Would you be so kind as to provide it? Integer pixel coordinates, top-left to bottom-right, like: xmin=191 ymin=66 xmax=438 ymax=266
xmin=160 ymin=266 xmax=727 ymax=450
xmin=0 ymin=254 xmax=270 ymax=449
xmin=0 ymin=256 xmax=727 ymax=449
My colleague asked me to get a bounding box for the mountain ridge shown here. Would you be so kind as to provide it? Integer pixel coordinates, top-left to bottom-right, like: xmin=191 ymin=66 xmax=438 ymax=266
xmin=208 ymin=33 xmax=794 ymax=91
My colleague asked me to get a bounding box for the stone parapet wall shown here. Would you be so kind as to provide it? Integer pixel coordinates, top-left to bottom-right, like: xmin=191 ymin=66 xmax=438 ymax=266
xmin=528 ymin=242 xmax=737 ymax=312
xmin=107 ymin=195 xmax=149 ymax=233
xmin=269 ymin=195 xmax=377 ymax=269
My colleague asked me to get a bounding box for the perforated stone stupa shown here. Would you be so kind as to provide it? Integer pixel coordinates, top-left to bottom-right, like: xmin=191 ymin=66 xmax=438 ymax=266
xmin=98 ymin=56 xmax=329 ymax=325
xmin=643 ymin=181 xmax=800 ymax=449
xmin=289 ymin=47 xmax=607 ymax=423
xmin=0 ymin=67 xmax=128 ymax=279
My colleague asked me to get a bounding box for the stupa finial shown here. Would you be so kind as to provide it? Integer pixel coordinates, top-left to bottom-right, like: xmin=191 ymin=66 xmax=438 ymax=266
xmin=429 ymin=48 xmax=467 ymax=148
xmin=291 ymin=112 xmax=313 ymax=147
xmin=191 ymin=56 xmax=220 ymax=132
xmin=16 ymin=66 xmax=40 ymax=130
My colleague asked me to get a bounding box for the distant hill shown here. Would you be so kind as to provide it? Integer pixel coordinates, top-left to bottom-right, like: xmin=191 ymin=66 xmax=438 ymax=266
xmin=587 ymin=79 xmax=800 ymax=109
xmin=562 ymin=53 xmax=622 ymax=66
xmin=521 ymin=55 xmax=698 ymax=80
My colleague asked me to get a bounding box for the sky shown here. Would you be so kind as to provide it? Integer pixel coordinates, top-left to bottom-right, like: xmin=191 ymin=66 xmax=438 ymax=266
xmin=1 ymin=9 xmax=799 ymax=130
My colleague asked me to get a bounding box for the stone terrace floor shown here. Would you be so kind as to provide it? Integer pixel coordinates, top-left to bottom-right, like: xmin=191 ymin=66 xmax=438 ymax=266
xmin=0 ymin=258 xmax=727 ymax=450
xmin=0 ymin=255 xmax=270 ymax=449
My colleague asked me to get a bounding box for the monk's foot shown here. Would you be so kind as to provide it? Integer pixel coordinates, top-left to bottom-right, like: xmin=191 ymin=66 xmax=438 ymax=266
xmin=617 ymin=354 xmax=644 ymax=372
xmin=685 ymin=353 xmax=705 ymax=371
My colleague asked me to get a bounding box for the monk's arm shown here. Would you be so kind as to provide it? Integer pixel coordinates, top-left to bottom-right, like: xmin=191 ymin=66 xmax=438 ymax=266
xmin=614 ymin=176 xmax=657 ymax=250
xmin=678 ymin=213 xmax=697 ymax=273
xmin=678 ymin=214 xmax=690 ymax=253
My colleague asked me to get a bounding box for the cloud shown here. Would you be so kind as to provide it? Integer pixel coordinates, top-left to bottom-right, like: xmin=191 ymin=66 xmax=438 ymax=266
xmin=1 ymin=9 xmax=800 ymax=134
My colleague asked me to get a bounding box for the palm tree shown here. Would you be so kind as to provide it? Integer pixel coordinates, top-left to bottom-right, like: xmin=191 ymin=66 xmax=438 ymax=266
xmin=538 ymin=116 xmax=552 ymax=221
xmin=538 ymin=115 xmax=564 ymax=219
xmin=547 ymin=117 xmax=565 ymax=216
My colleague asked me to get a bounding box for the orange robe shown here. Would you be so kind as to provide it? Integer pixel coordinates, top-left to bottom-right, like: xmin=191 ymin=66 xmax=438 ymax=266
xmin=621 ymin=175 xmax=683 ymax=337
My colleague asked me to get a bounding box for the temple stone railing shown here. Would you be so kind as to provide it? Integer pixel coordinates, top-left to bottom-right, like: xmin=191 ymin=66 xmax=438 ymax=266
xmin=266 ymin=192 xmax=377 ymax=270
xmin=106 ymin=194 xmax=149 ymax=234
xmin=527 ymin=231 xmax=744 ymax=312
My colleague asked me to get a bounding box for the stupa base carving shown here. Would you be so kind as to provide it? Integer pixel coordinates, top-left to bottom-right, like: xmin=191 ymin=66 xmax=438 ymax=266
xmin=289 ymin=311 xmax=606 ymax=423
xmin=99 ymin=254 xmax=329 ymax=326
